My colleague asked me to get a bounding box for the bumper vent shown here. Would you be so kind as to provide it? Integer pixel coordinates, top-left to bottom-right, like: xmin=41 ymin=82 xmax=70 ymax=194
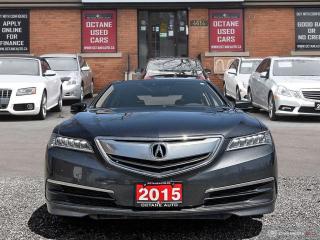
xmin=0 ymin=89 xmax=12 ymax=109
xmin=302 ymin=90 xmax=320 ymax=101
xmin=298 ymin=107 xmax=320 ymax=114
xmin=95 ymin=136 xmax=222 ymax=177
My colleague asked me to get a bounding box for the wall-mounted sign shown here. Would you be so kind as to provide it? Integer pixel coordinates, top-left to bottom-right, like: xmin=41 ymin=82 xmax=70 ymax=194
xmin=209 ymin=9 xmax=243 ymax=52
xmin=190 ymin=20 xmax=208 ymax=27
xmin=0 ymin=10 xmax=29 ymax=54
xmin=82 ymin=10 xmax=117 ymax=53
xmin=296 ymin=8 xmax=320 ymax=50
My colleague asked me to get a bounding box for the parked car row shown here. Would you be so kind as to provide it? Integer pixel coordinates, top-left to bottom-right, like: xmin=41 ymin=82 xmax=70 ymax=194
xmin=0 ymin=54 xmax=94 ymax=120
xmin=224 ymin=57 xmax=320 ymax=120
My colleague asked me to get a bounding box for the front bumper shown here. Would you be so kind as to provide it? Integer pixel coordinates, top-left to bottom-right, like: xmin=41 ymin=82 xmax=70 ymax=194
xmin=0 ymin=92 xmax=41 ymax=116
xmin=275 ymin=95 xmax=320 ymax=116
xmin=45 ymin=143 xmax=277 ymax=219
xmin=62 ymin=83 xmax=81 ymax=100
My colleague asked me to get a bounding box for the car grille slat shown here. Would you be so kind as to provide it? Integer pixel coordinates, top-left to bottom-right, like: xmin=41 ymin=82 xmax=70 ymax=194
xmin=96 ymin=136 xmax=222 ymax=177
xmin=0 ymin=89 xmax=12 ymax=109
xmin=302 ymin=90 xmax=320 ymax=100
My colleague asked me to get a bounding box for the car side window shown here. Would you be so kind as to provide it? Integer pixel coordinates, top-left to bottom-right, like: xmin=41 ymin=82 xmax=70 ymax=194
xmin=78 ymin=56 xmax=86 ymax=68
xmin=41 ymin=60 xmax=51 ymax=74
xmin=256 ymin=59 xmax=268 ymax=73
xmin=229 ymin=59 xmax=239 ymax=70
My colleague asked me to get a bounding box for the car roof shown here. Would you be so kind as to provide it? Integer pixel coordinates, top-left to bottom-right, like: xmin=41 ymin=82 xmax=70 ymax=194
xmin=40 ymin=53 xmax=78 ymax=58
xmin=0 ymin=55 xmax=42 ymax=60
xmin=241 ymin=58 xmax=263 ymax=61
xmin=148 ymin=57 xmax=199 ymax=62
xmin=270 ymin=56 xmax=320 ymax=61
xmin=114 ymin=78 xmax=207 ymax=85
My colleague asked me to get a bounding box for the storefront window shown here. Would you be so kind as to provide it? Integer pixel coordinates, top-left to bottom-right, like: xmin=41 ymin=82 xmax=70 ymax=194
xmin=209 ymin=9 xmax=243 ymax=52
xmin=82 ymin=10 xmax=117 ymax=53
xmin=0 ymin=10 xmax=29 ymax=54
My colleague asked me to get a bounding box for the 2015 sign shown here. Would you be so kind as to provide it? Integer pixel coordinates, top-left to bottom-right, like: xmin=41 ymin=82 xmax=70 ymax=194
xmin=209 ymin=9 xmax=243 ymax=52
xmin=82 ymin=10 xmax=117 ymax=53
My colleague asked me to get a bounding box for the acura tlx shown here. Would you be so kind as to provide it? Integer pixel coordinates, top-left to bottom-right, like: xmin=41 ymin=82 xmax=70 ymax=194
xmin=45 ymin=79 xmax=277 ymax=219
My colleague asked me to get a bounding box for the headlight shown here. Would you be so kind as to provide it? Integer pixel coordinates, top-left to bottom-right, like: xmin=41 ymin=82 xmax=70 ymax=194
xmin=226 ymin=131 xmax=273 ymax=151
xmin=48 ymin=133 xmax=94 ymax=153
xmin=276 ymin=86 xmax=301 ymax=98
xmin=16 ymin=87 xmax=36 ymax=96
xmin=67 ymin=79 xmax=77 ymax=85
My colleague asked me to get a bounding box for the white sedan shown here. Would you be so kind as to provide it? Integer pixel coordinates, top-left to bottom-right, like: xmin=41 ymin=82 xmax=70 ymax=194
xmin=223 ymin=58 xmax=262 ymax=100
xmin=0 ymin=56 xmax=62 ymax=120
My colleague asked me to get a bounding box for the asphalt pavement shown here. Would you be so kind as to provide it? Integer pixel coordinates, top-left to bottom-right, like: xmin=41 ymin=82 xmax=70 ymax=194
xmin=0 ymin=103 xmax=320 ymax=239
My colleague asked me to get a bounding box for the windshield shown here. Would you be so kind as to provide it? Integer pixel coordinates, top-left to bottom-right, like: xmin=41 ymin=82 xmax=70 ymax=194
xmin=45 ymin=58 xmax=78 ymax=71
xmin=0 ymin=58 xmax=39 ymax=76
xmin=95 ymin=81 xmax=226 ymax=109
xmin=147 ymin=59 xmax=203 ymax=74
xmin=239 ymin=60 xmax=261 ymax=74
xmin=273 ymin=59 xmax=320 ymax=76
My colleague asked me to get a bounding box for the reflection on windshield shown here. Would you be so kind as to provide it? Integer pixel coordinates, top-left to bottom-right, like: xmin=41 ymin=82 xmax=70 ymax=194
xmin=46 ymin=58 xmax=78 ymax=71
xmin=0 ymin=58 xmax=39 ymax=76
xmin=273 ymin=60 xmax=320 ymax=76
xmin=147 ymin=59 xmax=203 ymax=72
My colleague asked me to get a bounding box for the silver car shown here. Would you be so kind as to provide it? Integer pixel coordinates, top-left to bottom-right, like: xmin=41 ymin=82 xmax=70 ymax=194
xmin=248 ymin=57 xmax=320 ymax=120
xmin=41 ymin=54 xmax=94 ymax=101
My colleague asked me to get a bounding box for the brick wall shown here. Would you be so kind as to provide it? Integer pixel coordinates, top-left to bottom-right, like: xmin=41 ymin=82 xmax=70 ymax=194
xmin=30 ymin=9 xmax=138 ymax=91
xmin=29 ymin=7 xmax=296 ymax=91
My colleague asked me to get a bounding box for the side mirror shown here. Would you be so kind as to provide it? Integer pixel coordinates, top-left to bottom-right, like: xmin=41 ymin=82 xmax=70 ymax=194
xmin=260 ymin=71 xmax=268 ymax=79
xmin=43 ymin=70 xmax=56 ymax=77
xmin=204 ymin=68 xmax=212 ymax=75
xmin=81 ymin=66 xmax=90 ymax=71
xmin=227 ymin=68 xmax=237 ymax=75
xmin=234 ymin=100 xmax=252 ymax=111
xmin=71 ymin=102 xmax=87 ymax=114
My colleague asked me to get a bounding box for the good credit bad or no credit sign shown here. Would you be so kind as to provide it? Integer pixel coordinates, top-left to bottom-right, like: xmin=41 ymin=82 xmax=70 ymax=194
xmin=82 ymin=10 xmax=117 ymax=53
xmin=209 ymin=9 xmax=243 ymax=52
xmin=0 ymin=10 xmax=29 ymax=53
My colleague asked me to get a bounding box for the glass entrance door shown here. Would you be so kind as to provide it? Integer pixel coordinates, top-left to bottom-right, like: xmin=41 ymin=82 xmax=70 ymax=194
xmin=138 ymin=10 xmax=188 ymax=68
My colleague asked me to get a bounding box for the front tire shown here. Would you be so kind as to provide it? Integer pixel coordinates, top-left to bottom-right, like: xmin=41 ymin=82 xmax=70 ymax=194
xmin=247 ymin=88 xmax=259 ymax=112
xmin=36 ymin=92 xmax=47 ymax=120
xmin=79 ymin=86 xmax=84 ymax=102
xmin=236 ymin=87 xmax=241 ymax=101
xmin=268 ymin=93 xmax=278 ymax=121
xmin=88 ymin=81 xmax=94 ymax=98
xmin=52 ymin=90 xmax=63 ymax=112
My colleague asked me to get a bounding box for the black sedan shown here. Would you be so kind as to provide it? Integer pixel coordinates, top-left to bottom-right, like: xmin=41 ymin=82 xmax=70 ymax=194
xmin=45 ymin=79 xmax=277 ymax=219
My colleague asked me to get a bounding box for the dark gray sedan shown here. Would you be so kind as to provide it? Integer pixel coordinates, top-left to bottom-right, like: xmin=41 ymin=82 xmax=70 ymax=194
xmin=45 ymin=79 xmax=277 ymax=219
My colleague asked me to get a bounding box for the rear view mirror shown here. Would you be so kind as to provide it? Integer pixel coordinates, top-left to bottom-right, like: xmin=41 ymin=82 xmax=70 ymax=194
xmin=227 ymin=69 xmax=237 ymax=75
xmin=71 ymin=102 xmax=87 ymax=114
xmin=43 ymin=70 xmax=56 ymax=77
xmin=235 ymin=101 xmax=252 ymax=111
xmin=81 ymin=66 xmax=90 ymax=71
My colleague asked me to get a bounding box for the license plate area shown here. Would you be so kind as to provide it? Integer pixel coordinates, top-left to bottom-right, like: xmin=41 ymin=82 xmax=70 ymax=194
xmin=315 ymin=102 xmax=320 ymax=111
xmin=135 ymin=182 xmax=183 ymax=208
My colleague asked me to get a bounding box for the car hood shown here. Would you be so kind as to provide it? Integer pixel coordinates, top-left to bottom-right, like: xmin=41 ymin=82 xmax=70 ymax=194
xmin=57 ymin=109 xmax=265 ymax=141
xmin=0 ymin=75 xmax=43 ymax=88
xmin=273 ymin=76 xmax=320 ymax=90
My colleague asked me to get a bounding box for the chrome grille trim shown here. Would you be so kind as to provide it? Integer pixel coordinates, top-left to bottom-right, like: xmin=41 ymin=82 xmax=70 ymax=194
xmin=95 ymin=135 xmax=224 ymax=178
xmin=302 ymin=90 xmax=320 ymax=101
xmin=0 ymin=89 xmax=12 ymax=109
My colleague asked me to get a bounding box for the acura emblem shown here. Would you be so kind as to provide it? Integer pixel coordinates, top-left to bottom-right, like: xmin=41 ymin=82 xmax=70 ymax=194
xmin=151 ymin=143 xmax=167 ymax=159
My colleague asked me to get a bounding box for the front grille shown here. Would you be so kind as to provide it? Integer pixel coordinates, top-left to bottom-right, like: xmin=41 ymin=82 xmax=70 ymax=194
xmin=204 ymin=179 xmax=275 ymax=206
xmin=302 ymin=90 xmax=320 ymax=101
xmin=0 ymin=89 xmax=12 ymax=109
xmin=96 ymin=136 xmax=222 ymax=177
xmin=298 ymin=107 xmax=320 ymax=114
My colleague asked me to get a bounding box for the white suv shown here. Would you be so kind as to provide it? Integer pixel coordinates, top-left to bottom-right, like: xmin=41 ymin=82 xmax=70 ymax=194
xmin=0 ymin=56 xmax=62 ymax=120
xmin=248 ymin=57 xmax=320 ymax=120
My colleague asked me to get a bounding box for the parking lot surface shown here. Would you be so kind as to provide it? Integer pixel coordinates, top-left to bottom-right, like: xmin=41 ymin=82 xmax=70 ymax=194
xmin=0 ymin=104 xmax=320 ymax=239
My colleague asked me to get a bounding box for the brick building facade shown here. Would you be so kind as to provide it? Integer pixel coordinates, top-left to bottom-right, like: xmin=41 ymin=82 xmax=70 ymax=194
xmin=0 ymin=0 xmax=320 ymax=90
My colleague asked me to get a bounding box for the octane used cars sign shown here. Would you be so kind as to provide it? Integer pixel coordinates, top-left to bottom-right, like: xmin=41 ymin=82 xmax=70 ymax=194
xmin=209 ymin=9 xmax=243 ymax=52
xmin=82 ymin=10 xmax=117 ymax=53
xmin=0 ymin=10 xmax=29 ymax=54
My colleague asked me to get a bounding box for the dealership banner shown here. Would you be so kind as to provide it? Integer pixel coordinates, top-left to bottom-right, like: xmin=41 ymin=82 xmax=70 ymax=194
xmin=0 ymin=10 xmax=29 ymax=54
xmin=209 ymin=9 xmax=243 ymax=52
xmin=296 ymin=8 xmax=320 ymax=50
xmin=82 ymin=10 xmax=117 ymax=53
